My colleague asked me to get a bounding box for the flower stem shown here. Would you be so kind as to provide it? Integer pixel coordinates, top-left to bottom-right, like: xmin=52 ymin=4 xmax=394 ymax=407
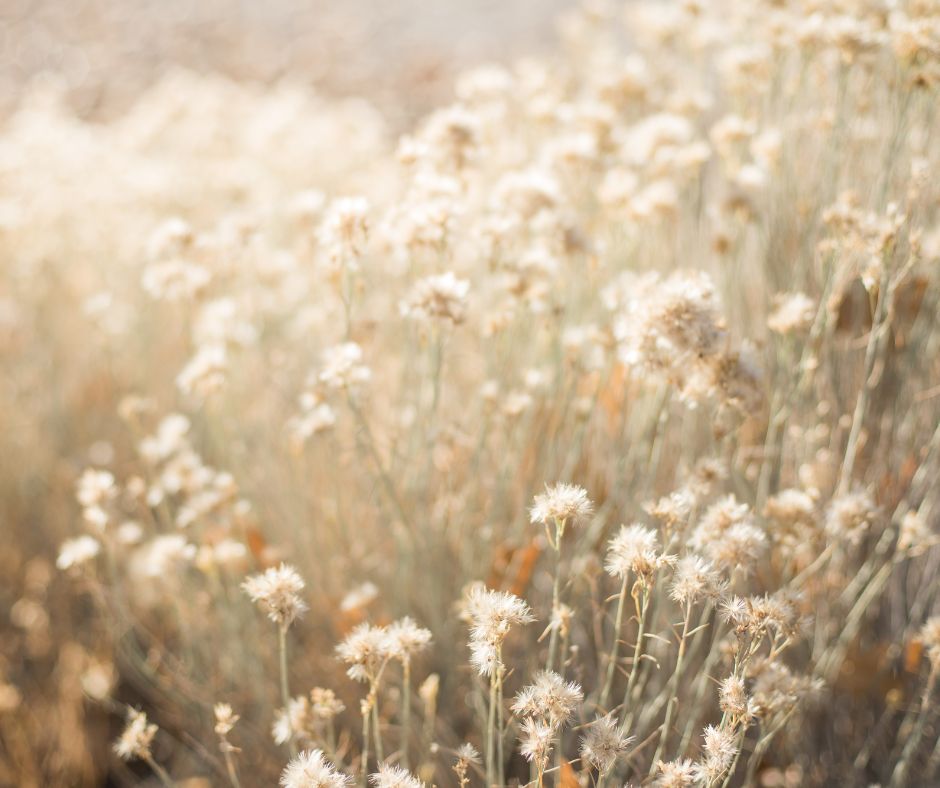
xmin=622 ymin=587 xmax=650 ymax=724
xmin=497 ymin=662 xmax=506 ymax=786
xmin=650 ymin=601 xmax=692 ymax=773
xmin=486 ymin=672 xmax=498 ymax=786
xmin=372 ymin=688 xmax=385 ymax=763
xmin=278 ymin=624 xmax=297 ymax=758
xmin=600 ymin=577 xmax=628 ymax=711
xmin=361 ymin=702 xmax=371 ymax=785
xmin=143 ymin=755 xmax=175 ymax=788
xmin=547 ymin=520 xmax=564 ymax=673
xmin=222 ymin=747 xmax=242 ymax=788
xmin=401 ymin=658 xmax=411 ymax=769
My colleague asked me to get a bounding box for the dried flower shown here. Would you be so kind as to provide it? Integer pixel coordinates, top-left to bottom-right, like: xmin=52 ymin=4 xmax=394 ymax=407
xmin=670 ymin=555 xmax=722 ymax=605
xmin=369 ymin=764 xmax=425 ymax=788
xmin=605 ymin=523 xmax=673 ymax=586
xmin=464 ymin=586 xmax=534 ymax=677
xmin=242 ymin=564 xmax=308 ymax=627
xmin=579 ymin=714 xmax=634 ymax=774
xmin=453 ymin=742 xmax=480 ymax=787
xmin=319 ymin=342 xmax=372 ymax=390
xmin=339 ymin=582 xmax=379 ymax=612
xmin=694 ymin=724 xmax=738 ymax=783
xmin=825 ymin=488 xmax=877 ymax=544
xmin=518 ymin=717 xmax=555 ymax=767
xmin=387 ymin=616 xmax=433 ymax=660
xmin=401 ymin=272 xmax=470 ymax=325
xmin=898 ymin=510 xmax=938 ymax=556
xmin=214 ymin=703 xmax=239 ymax=737
xmin=336 ymin=623 xmax=396 ymax=682
xmin=113 ymin=709 xmax=158 ymax=762
xmin=653 ymin=758 xmax=697 ymax=787
xmin=273 ymin=696 xmax=312 ymax=745
xmin=455 ymin=742 xmax=480 ymax=764
xmin=310 ymin=688 xmax=345 ymax=720
xmin=511 ymin=670 xmax=583 ymax=729
xmin=529 ymin=483 xmax=594 ymax=528
xmin=768 ymin=292 xmax=815 ymax=335
xmin=77 ymin=468 xmax=117 ymax=508
xmin=718 ymin=676 xmax=752 ymax=721
xmin=281 ymin=749 xmax=352 ymax=788
xmin=57 ymin=535 xmax=101 ymax=571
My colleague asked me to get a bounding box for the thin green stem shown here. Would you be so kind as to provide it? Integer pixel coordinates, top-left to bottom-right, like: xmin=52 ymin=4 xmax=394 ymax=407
xmin=401 ymin=658 xmax=411 ymax=769
xmin=486 ymin=672 xmax=498 ymax=786
xmin=622 ymin=588 xmax=650 ymax=725
xmin=278 ymin=624 xmax=297 ymax=758
xmin=547 ymin=523 xmax=564 ymax=673
xmin=143 ymin=755 xmax=175 ymax=788
xmin=372 ymin=690 xmax=384 ymax=764
xmin=600 ymin=577 xmax=628 ymax=711
xmin=361 ymin=703 xmax=371 ymax=785
xmin=222 ymin=746 xmax=242 ymax=788
xmin=650 ymin=602 xmax=692 ymax=773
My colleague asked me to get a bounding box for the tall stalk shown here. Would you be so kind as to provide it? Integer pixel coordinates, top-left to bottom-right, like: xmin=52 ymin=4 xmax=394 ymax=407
xmin=401 ymin=658 xmax=412 ymax=769
xmin=360 ymin=700 xmax=371 ymax=785
xmin=622 ymin=587 xmax=651 ymax=723
xmin=650 ymin=601 xmax=693 ymax=773
xmin=143 ymin=754 xmax=176 ymax=788
xmin=600 ymin=576 xmax=629 ymax=711
xmin=547 ymin=521 xmax=564 ymax=673
xmin=278 ymin=623 xmax=297 ymax=758
xmin=486 ymin=670 xmax=498 ymax=786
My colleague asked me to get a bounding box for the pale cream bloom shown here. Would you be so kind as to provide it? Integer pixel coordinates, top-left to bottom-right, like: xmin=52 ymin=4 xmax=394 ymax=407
xmin=56 ymin=535 xmax=101 ymax=571
xmin=114 ymin=709 xmax=158 ymax=761
xmin=529 ymin=483 xmax=594 ymax=527
xmin=242 ymin=564 xmax=308 ymax=627
xmin=281 ymin=749 xmax=352 ymax=788
xmin=369 ymin=764 xmax=425 ymax=788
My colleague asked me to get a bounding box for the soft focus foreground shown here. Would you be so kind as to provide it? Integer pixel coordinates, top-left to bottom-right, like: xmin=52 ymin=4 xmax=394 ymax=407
xmin=2 ymin=1 xmax=940 ymax=786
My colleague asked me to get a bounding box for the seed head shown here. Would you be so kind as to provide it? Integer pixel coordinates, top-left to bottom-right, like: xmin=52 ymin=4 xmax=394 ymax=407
xmin=214 ymin=703 xmax=239 ymax=737
xmin=669 ymin=555 xmax=722 ymax=605
xmin=695 ymin=724 xmax=738 ymax=782
xmin=242 ymin=564 xmax=308 ymax=627
xmin=281 ymin=749 xmax=352 ymax=788
xmin=336 ymin=623 xmax=397 ymax=682
xmin=273 ymin=696 xmax=311 ymax=745
xmin=768 ymin=292 xmax=815 ymax=335
xmin=653 ymin=759 xmax=697 ymax=787
xmin=113 ymin=709 xmax=158 ymax=762
xmin=825 ymin=488 xmax=877 ymax=544
xmin=464 ymin=585 xmax=534 ymax=643
xmin=319 ymin=342 xmax=371 ymax=391
xmin=57 ymin=535 xmax=101 ymax=571
xmin=400 ymin=272 xmax=470 ymax=325
xmin=387 ymin=617 xmax=433 ymax=660
xmin=518 ymin=717 xmax=555 ymax=768
xmin=579 ymin=714 xmax=634 ymax=774
xmin=369 ymin=764 xmax=425 ymax=788
xmin=455 ymin=742 xmax=480 ymax=764
xmin=529 ymin=483 xmax=594 ymax=527
xmin=718 ymin=676 xmax=752 ymax=721
xmin=511 ymin=671 xmax=583 ymax=729
xmin=310 ymin=688 xmax=345 ymax=720
xmin=605 ymin=523 xmax=673 ymax=585
xmin=77 ymin=468 xmax=117 ymax=508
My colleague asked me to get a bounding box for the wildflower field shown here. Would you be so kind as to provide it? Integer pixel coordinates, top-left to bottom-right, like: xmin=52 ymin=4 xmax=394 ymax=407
xmin=3 ymin=1 xmax=940 ymax=786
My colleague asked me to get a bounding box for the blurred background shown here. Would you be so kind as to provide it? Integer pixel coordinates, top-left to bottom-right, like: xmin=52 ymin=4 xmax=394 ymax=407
xmin=0 ymin=2 xmax=572 ymax=785
xmin=0 ymin=0 xmax=570 ymax=126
